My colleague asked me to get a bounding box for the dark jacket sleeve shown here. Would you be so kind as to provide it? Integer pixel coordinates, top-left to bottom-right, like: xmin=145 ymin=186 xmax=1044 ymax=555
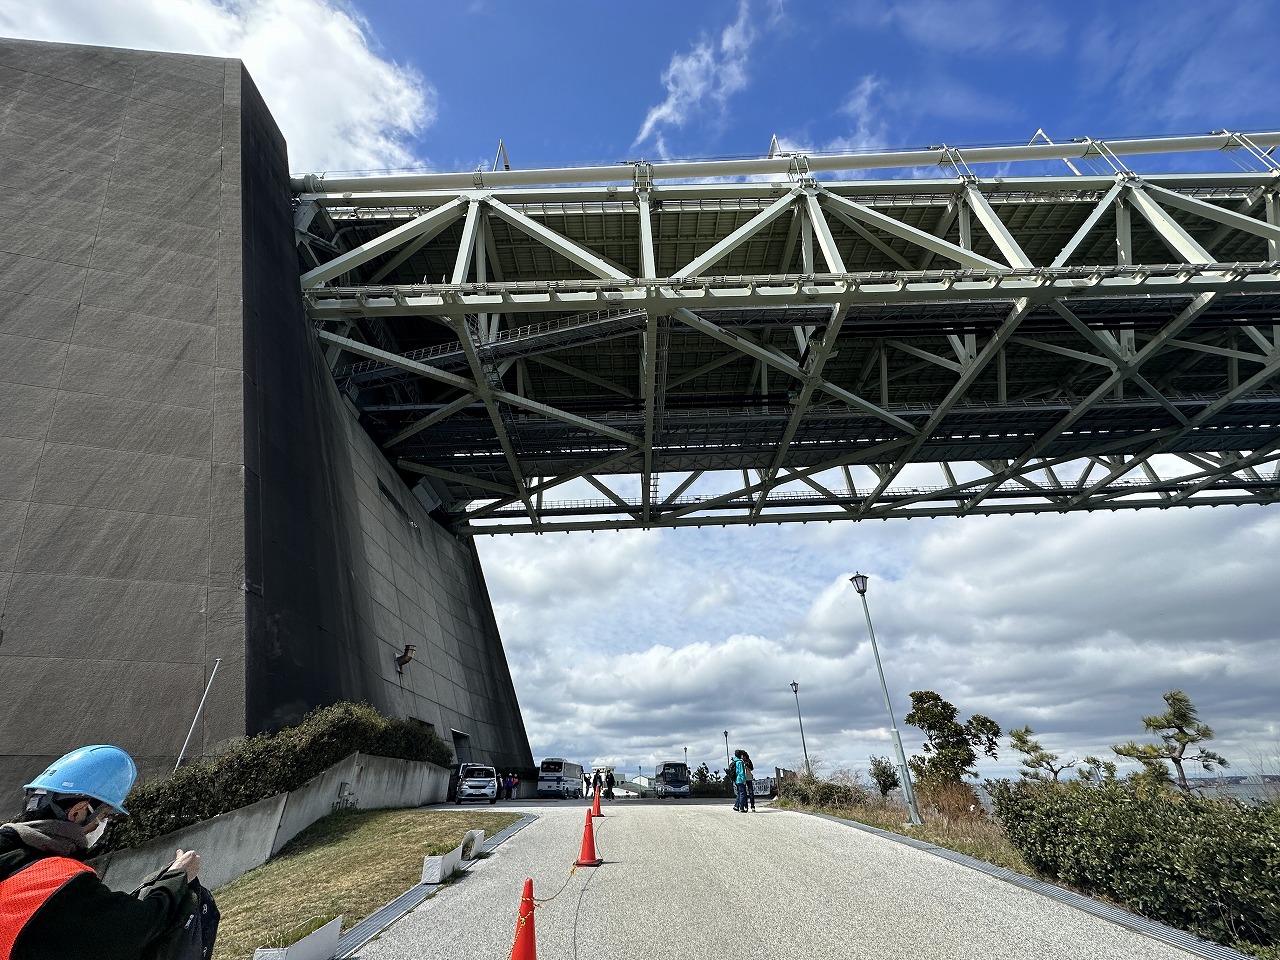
xmin=14 ymin=868 xmax=190 ymax=960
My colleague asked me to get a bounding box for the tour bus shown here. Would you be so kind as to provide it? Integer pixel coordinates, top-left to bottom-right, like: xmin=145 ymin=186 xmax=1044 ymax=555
xmin=654 ymin=760 xmax=691 ymax=799
xmin=537 ymin=758 xmax=584 ymax=799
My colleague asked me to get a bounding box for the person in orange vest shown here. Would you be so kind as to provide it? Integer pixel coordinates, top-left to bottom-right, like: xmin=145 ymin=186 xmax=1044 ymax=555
xmin=0 ymin=745 xmax=200 ymax=960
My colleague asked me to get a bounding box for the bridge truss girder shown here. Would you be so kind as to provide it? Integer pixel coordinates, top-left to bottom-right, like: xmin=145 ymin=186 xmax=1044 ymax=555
xmin=294 ymin=132 xmax=1280 ymax=533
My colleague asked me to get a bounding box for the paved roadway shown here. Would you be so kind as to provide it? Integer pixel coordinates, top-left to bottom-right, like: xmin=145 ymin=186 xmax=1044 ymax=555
xmin=350 ymin=799 xmax=1205 ymax=960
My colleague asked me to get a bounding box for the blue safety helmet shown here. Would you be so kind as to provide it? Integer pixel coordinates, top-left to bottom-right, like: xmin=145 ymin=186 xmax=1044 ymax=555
xmin=24 ymin=745 xmax=138 ymax=815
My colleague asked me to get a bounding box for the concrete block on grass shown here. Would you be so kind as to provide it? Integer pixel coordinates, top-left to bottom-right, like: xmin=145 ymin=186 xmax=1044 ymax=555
xmin=421 ymin=844 xmax=463 ymax=885
xmin=252 ymin=915 xmax=342 ymax=960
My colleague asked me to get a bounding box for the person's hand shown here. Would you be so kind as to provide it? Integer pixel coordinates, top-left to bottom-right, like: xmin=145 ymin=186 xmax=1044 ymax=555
xmin=171 ymin=849 xmax=200 ymax=883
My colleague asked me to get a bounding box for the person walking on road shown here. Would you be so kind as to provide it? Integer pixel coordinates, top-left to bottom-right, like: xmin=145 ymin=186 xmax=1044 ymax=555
xmin=0 ymin=744 xmax=208 ymax=960
xmin=731 ymin=749 xmax=749 ymax=812
xmin=604 ymin=770 xmax=615 ymax=800
xmin=591 ymin=769 xmax=603 ymax=798
xmin=742 ymin=750 xmax=757 ymax=811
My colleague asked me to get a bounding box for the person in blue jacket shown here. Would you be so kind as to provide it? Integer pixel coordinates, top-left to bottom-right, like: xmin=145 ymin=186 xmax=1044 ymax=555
xmin=730 ymin=749 xmax=749 ymax=813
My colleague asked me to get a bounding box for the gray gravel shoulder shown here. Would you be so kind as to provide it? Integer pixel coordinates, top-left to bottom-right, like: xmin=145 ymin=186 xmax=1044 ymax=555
xmin=347 ymin=800 xmax=1213 ymax=960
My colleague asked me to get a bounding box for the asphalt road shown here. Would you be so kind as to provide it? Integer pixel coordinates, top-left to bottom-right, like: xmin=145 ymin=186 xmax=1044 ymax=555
xmin=350 ymin=799 xmax=1208 ymax=960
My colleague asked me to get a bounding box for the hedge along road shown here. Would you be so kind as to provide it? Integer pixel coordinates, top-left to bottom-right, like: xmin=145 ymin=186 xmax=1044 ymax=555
xmin=349 ymin=800 xmax=1207 ymax=960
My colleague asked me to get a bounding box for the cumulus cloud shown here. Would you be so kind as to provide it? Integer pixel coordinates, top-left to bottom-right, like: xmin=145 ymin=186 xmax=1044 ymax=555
xmin=632 ymin=0 xmax=756 ymax=159
xmin=0 ymin=0 xmax=435 ymax=172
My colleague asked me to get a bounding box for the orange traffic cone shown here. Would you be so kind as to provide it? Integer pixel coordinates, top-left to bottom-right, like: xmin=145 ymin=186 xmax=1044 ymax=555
xmin=574 ymin=809 xmax=603 ymax=867
xmin=591 ymin=789 xmax=602 ymax=818
xmin=510 ymin=878 xmax=536 ymax=960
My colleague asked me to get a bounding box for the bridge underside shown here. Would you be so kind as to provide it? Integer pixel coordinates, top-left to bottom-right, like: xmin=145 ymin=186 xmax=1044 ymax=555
xmin=295 ymin=134 xmax=1280 ymax=532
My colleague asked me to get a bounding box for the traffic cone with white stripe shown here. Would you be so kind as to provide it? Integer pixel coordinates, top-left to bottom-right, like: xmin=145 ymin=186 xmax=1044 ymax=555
xmin=510 ymin=877 xmax=536 ymax=960
xmin=574 ymin=809 xmax=603 ymax=867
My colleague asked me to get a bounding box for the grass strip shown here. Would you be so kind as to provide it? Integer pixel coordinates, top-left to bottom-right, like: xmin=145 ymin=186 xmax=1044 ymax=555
xmin=213 ymin=807 xmax=521 ymax=960
xmin=775 ymin=797 xmax=1029 ymax=873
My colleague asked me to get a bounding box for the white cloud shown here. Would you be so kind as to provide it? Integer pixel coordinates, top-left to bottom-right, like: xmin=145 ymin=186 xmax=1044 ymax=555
xmin=0 ymin=0 xmax=435 ymax=172
xmin=844 ymin=0 xmax=1065 ymax=57
xmin=632 ymin=0 xmax=756 ymax=158
xmin=771 ymin=74 xmax=887 ymax=178
xmin=481 ymin=505 xmax=1280 ymax=781
xmin=1078 ymin=5 xmax=1280 ymax=130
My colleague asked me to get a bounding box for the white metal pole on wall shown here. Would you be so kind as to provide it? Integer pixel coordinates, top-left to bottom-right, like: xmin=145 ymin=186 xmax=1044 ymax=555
xmin=175 ymin=658 xmax=222 ymax=771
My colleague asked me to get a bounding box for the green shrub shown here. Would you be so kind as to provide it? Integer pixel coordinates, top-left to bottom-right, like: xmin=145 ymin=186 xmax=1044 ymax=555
xmin=988 ymin=779 xmax=1280 ymax=953
xmin=104 ymin=702 xmax=453 ymax=853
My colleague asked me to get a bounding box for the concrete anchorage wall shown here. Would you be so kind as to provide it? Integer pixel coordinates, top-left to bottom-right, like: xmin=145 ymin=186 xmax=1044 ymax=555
xmin=0 ymin=39 xmax=248 ymax=794
xmin=0 ymin=37 xmax=532 ymax=804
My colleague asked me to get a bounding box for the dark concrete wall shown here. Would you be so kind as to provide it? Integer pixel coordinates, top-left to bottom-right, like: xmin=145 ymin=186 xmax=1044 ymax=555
xmin=0 ymin=38 xmax=531 ymax=804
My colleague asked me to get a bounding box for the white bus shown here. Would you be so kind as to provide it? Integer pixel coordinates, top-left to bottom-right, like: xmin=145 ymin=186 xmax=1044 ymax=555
xmin=654 ymin=761 xmax=691 ymax=798
xmin=537 ymin=758 xmax=584 ymax=798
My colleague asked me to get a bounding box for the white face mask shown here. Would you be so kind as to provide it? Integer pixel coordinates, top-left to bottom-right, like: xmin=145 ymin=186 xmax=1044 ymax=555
xmin=84 ymin=815 xmax=110 ymax=849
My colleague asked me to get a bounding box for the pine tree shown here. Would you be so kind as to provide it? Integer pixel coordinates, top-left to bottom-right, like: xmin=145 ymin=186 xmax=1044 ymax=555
xmin=1112 ymin=689 xmax=1228 ymax=792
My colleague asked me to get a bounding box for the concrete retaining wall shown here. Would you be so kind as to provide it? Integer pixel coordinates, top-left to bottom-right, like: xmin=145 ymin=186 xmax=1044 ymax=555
xmin=93 ymin=751 xmax=448 ymax=892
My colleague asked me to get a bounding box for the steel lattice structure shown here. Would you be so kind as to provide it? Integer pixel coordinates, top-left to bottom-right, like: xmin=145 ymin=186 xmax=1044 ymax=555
xmin=293 ymin=131 xmax=1280 ymax=533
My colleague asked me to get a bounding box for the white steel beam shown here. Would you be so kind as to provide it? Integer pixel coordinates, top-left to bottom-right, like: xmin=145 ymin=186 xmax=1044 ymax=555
xmin=396 ymin=460 xmax=517 ymax=497
xmin=1048 ymin=302 xmax=1191 ymax=426
xmin=485 ymin=197 xmax=631 ymax=280
xmin=382 ymin=394 xmax=478 ymax=449
xmin=805 ymin=191 xmax=847 ymax=273
xmin=1051 ymin=180 xmax=1125 ymax=267
xmin=1140 ymin=182 xmax=1280 ymax=246
xmin=672 ymin=307 xmax=917 ymax=435
xmin=316 ymin=329 xmax=640 ymax=446
xmin=293 ymin=131 xmax=1280 ymax=193
xmin=301 ymin=197 xmax=467 ymax=288
xmin=863 ymin=298 xmax=1034 ymax=507
xmin=1124 ymin=184 xmax=1214 ymax=264
xmin=749 ymin=303 xmax=848 ymax=520
xmin=964 ymin=184 xmax=1034 ymax=268
xmin=447 ymin=315 xmax=537 ymax=521
xmin=676 ymin=191 xmax=799 ymax=278
xmin=451 ymin=199 xmax=482 ymax=285
xmin=819 ymin=192 xmax=1006 ymax=270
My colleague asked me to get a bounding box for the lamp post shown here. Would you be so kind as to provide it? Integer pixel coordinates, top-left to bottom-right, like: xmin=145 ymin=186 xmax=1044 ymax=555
xmin=849 ymin=572 xmax=923 ymax=826
xmin=684 ymin=746 xmax=688 ymax=770
xmin=723 ymin=730 xmax=730 ymax=772
xmin=789 ymin=681 xmax=812 ymax=777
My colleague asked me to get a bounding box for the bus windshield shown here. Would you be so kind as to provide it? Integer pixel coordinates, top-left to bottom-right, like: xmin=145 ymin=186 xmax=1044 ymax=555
xmin=540 ymin=759 xmax=563 ymax=773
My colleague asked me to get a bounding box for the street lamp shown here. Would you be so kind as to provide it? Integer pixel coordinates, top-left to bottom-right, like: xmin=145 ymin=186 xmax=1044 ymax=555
xmin=684 ymin=746 xmax=688 ymax=770
xmin=789 ymin=681 xmax=812 ymax=777
xmin=723 ymin=730 xmax=730 ymax=772
xmin=849 ymin=572 xmax=924 ymax=826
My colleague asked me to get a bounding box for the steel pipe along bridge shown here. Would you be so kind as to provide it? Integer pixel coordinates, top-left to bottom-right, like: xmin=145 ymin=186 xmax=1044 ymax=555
xmin=293 ymin=130 xmax=1280 ymax=534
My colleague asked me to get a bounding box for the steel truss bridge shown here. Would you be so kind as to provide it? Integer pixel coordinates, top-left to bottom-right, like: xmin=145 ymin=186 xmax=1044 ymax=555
xmin=292 ymin=131 xmax=1280 ymax=534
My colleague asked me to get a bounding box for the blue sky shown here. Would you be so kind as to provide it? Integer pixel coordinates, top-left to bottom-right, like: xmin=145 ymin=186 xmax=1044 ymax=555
xmin=3 ymin=0 xmax=1279 ymax=784
xmin=359 ymin=0 xmax=1280 ymax=179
